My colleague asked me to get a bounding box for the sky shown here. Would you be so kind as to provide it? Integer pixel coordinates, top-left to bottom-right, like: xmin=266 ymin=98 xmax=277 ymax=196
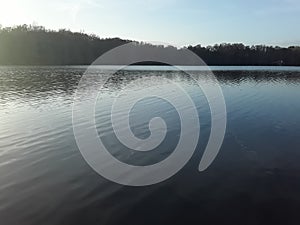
xmin=0 ymin=0 xmax=299 ymax=47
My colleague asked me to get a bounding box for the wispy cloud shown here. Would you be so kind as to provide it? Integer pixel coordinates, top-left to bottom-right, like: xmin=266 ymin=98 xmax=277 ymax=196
xmin=53 ymin=0 xmax=104 ymax=22
xmin=254 ymin=0 xmax=300 ymax=15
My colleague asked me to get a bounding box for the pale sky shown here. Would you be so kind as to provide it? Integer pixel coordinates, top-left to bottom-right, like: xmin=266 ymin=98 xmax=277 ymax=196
xmin=0 ymin=0 xmax=299 ymax=47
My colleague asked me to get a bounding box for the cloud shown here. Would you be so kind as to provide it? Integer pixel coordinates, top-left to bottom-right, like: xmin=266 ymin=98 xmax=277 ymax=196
xmin=254 ymin=0 xmax=300 ymax=15
xmin=53 ymin=0 xmax=104 ymax=22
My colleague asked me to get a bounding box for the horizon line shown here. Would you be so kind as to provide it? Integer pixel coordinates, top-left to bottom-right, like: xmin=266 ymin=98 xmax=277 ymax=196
xmin=1 ymin=23 xmax=299 ymax=49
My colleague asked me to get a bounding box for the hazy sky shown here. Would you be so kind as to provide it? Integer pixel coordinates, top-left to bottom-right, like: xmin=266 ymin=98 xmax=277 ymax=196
xmin=0 ymin=0 xmax=299 ymax=47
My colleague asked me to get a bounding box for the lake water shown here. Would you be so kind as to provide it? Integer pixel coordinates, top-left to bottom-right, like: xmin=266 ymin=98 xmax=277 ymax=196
xmin=1 ymin=66 xmax=300 ymax=225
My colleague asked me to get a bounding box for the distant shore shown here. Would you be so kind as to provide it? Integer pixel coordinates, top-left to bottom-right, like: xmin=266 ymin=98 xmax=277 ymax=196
xmin=1 ymin=25 xmax=300 ymax=66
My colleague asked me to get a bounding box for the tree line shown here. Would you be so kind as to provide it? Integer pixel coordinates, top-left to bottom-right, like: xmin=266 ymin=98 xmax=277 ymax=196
xmin=187 ymin=44 xmax=300 ymax=66
xmin=0 ymin=24 xmax=299 ymax=66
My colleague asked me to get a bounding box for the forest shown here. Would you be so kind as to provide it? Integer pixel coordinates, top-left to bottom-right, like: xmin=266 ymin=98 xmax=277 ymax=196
xmin=0 ymin=24 xmax=299 ymax=66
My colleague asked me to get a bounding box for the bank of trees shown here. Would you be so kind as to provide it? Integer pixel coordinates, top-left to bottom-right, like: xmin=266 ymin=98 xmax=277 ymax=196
xmin=187 ymin=44 xmax=300 ymax=66
xmin=0 ymin=24 xmax=129 ymax=65
xmin=0 ymin=25 xmax=299 ymax=66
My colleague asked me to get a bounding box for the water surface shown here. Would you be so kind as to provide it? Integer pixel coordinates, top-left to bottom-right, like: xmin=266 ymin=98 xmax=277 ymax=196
xmin=1 ymin=66 xmax=300 ymax=225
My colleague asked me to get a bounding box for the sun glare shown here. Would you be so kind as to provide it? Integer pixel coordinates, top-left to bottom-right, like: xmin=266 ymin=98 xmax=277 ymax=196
xmin=0 ymin=0 xmax=33 ymax=26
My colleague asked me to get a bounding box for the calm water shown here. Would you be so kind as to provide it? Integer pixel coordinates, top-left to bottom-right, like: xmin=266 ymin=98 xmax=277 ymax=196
xmin=1 ymin=66 xmax=300 ymax=225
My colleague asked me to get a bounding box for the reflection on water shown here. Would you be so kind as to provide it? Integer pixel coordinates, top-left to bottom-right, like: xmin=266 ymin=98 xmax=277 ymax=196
xmin=1 ymin=66 xmax=300 ymax=225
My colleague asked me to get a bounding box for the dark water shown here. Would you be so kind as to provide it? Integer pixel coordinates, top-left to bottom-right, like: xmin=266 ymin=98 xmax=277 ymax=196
xmin=1 ymin=66 xmax=300 ymax=225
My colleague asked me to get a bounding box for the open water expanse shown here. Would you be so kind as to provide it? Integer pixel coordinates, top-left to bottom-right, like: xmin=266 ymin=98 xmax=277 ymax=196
xmin=1 ymin=66 xmax=300 ymax=225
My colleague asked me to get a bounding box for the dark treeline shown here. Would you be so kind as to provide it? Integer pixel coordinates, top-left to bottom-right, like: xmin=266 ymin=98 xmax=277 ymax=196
xmin=0 ymin=24 xmax=300 ymax=66
xmin=187 ymin=44 xmax=300 ymax=66
xmin=0 ymin=25 xmax=130 ymax=65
